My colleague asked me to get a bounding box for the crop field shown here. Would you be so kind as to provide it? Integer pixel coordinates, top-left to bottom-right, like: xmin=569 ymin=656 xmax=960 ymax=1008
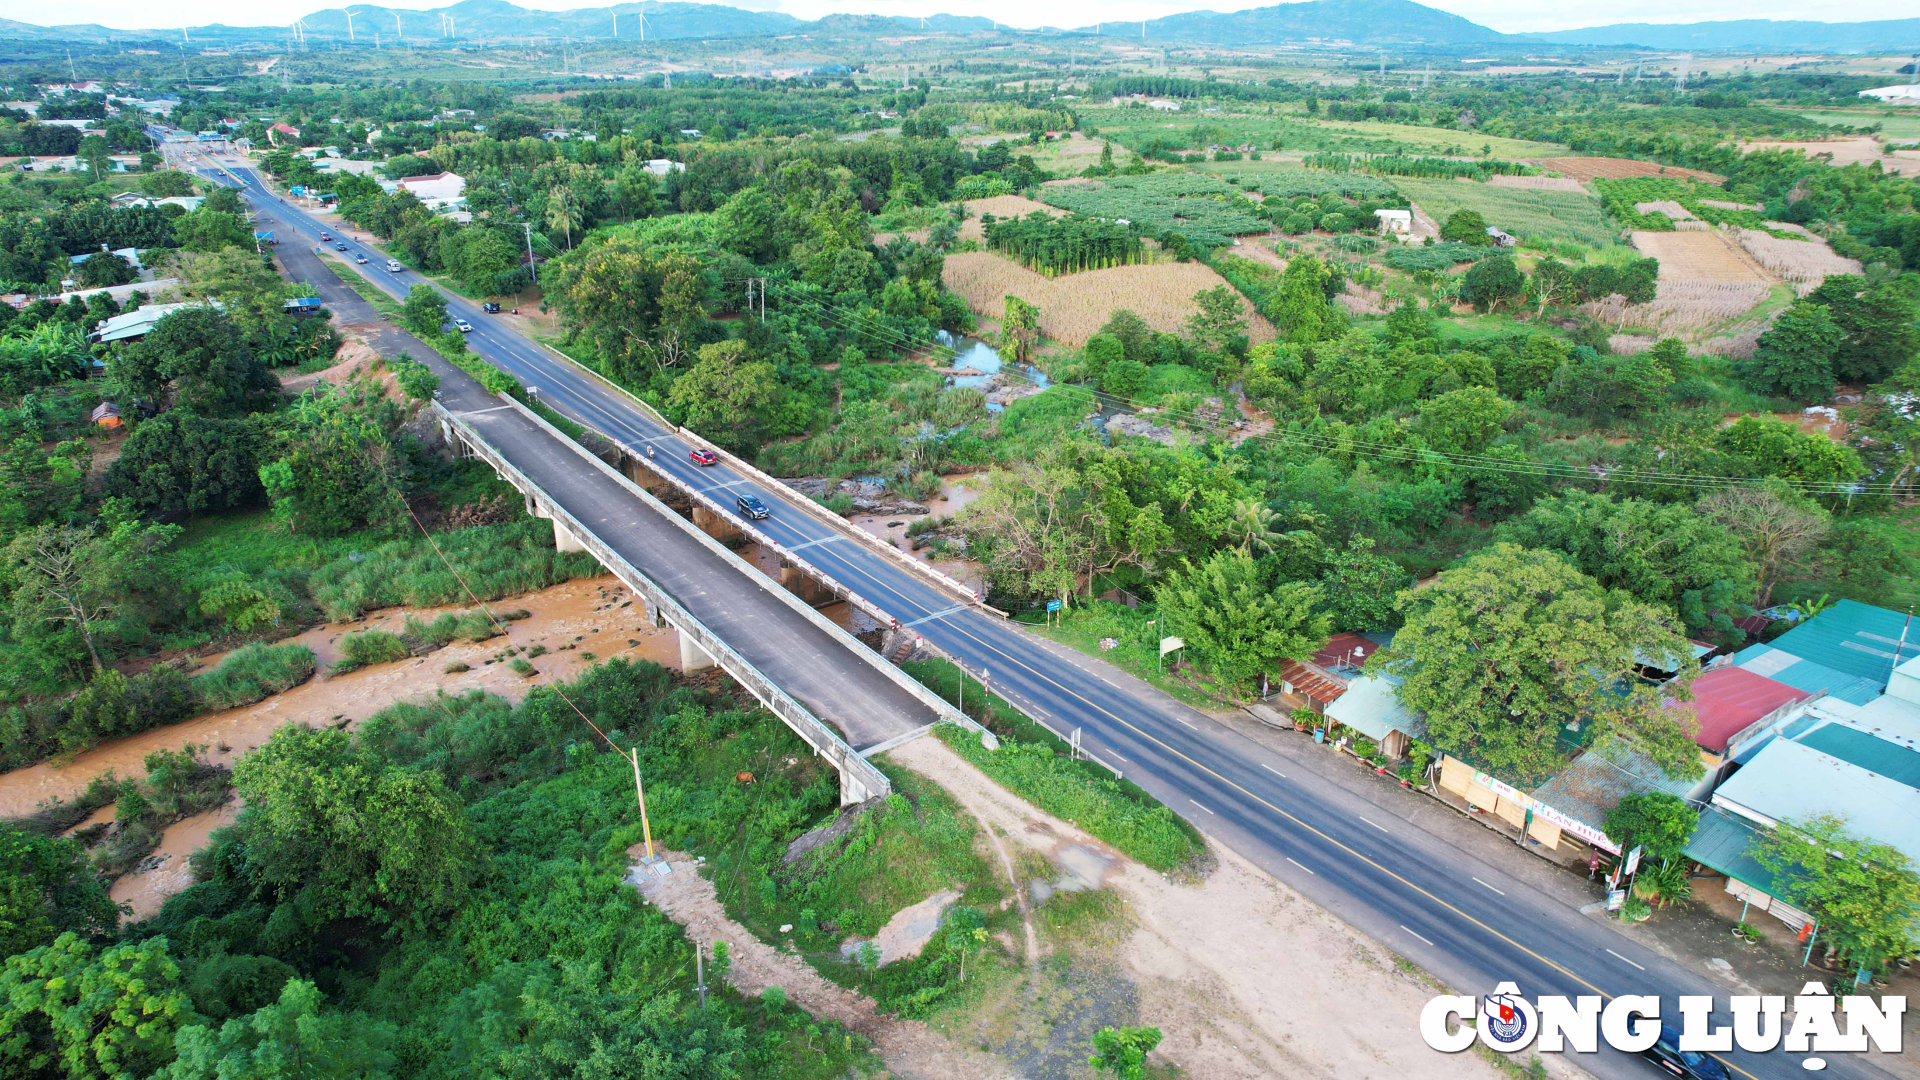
xmin=1486 ymin=175 xmax=1588 ymax=192
xmin=1740 ymin=135 xmax=1920 ymax=177
xmin=1392 ymin=178 xmax=1615 ymax=248
xmin=1038 ymin=173 xmax=1268 ymax=247
xmin=941 ymin=250 xmax=1277 ymax=346
xmin=1581 ymin=280 xmax=1777 ymax=337
xmin=1541 ymin=157 xmax=1725 ymax=183
xmin=959 ymin=195 xmax=1060 ymax=240
xmin=1735 ymin=228 xmax=1864 ymax=294
xmin=1787 ymin=109 xmax=1920 ymax=140
xmin=1629 ymin=230 xmax=1771 ymax=283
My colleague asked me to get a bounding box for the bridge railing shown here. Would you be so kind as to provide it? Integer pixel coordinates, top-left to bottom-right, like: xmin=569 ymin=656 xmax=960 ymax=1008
xmin=434 ymin=399 xmax=897 ymax=802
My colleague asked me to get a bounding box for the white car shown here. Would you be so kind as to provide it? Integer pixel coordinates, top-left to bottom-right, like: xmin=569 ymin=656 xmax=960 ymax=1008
xmin=453 ymin=318 xmax=473 ymax=333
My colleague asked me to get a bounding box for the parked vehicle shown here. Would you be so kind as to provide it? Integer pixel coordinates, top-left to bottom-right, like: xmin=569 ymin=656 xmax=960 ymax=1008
xmin=736 ymin=494 xmax=771 ymax=520
xmin=482 ymin=302 xmax=501 ymax=313
xmin=689 ymin=448 xmax=717 ymax=466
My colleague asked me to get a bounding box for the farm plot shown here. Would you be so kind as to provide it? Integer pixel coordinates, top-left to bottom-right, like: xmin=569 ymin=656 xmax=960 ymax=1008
xmin=1487 ymin=175 xmax=1587 ymax=192
xmin=1740 ymin=136 xmax=1920 ymax=177
xmin=959 ymin=195 xmax=1059 ymax=241
xmin=941 ymin=250 xmax=1277 ymax=346
xmin=1734 ymin=229 xmax=1863 ymax=294
xmin=1393 ymin=178 xmax=1615 ymax=248
xmin=1540 ymin=157 xmax=1725 ymax=184
xmin=1039 ymin=173 xmax=1268 ymax=248
xmin=1585 ymin=230 xmax=1775 ymax=336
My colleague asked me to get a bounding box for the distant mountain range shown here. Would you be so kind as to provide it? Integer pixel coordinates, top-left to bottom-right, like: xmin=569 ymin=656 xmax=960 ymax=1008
xmin=3 ymin=0 xmax=1917 ymax=52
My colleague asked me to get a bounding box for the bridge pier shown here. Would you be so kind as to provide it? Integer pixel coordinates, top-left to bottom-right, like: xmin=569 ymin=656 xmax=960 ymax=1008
xmin=677 ymin=628 xmax=715 ymax=672
xmin=552 ymin=519 xmax=586 ymax=553
xmin=780 ymin=562 xmax=827 ymax=605
xmin=690 ymin=505 xmax=741 ymax=543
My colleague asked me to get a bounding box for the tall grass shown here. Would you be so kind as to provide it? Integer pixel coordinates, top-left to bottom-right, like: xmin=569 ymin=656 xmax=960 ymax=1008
xmin=194 ymin=643 xmax=318 ymax=711
xmin=332 ymin=630 xmax=413 ymax=673
xmin=403 ymin=608 xmax=505 ymax=648
xmin=307 ymin=520 xmax=600 ymax=621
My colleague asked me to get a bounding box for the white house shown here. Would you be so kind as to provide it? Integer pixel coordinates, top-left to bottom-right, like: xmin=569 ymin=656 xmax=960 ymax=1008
xmin=642 ymin=158 xmax=685 ymax=177
xmin=394 ymin=171 xmax=466 ymax=209
xmin=1374 ymin=208 xmax=1412 ymax=235
xmin=1859 ymin=84 xmax=1920 ymax=102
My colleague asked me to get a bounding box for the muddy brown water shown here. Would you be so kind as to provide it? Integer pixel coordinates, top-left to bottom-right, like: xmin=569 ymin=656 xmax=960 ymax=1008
xmin=0 ymin=575 xmax=679 ymax=819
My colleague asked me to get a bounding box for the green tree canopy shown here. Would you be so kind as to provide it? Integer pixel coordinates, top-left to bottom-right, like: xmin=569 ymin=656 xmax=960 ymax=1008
xmin=105 ymin=411 xmax=270 ymax=519
xmin=1499 ymin=490 xmax=1756 ymax=641
xmin=160 ymin=979 xmax=397 ymax=1080
xmin=1751 ymin=814 xmax=1920 ymax=975
xmin=1157 ymin=549 xmax=1329 ymax=691
xmin=665 ymin=340 xmax=784 ymax=452
xmin=399 ymin=285 xmax=449 ymax=338
xmin=1381 ymin=543 xmax=1701 ymax=782
xmin=112 ymin=308 xmax=278 ymax=417
xmin=1412 ymin=385 xmax=1511 ymax=456
xmin=1459 ymin=255 xmax=1523 ymax=313
xmin=1738 ymin=302 xmax=1843 ymax=401
xmin=1602 ymin=792 xmax=1698 ymax=862
xmin=0 ymin=933 xmax=195 ymax=1080
xmin=0 ymin=829 xmax=120 ymax=958
xmin=1089 ymin=1025 xmax=1164 ymax=1080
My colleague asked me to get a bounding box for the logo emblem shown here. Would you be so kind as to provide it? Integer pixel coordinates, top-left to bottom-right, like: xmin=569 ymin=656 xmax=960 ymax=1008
xmin=1477 ymin=982 xmax=1537 ymax=1052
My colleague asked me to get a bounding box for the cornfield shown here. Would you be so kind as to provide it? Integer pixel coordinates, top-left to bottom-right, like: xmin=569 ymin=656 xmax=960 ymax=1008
xmin=1735 ymin=229 xmax=1863 ymax=295
xmin=1629 ymin=230 xmax=1770 ymax=284
xmin=1580 ymin=279 xmax=1773 ymax=335
xmin=1487 ymin=175 xmax=1588 ymax=192
xmin=1392 ymin=178 xmax=1615 ymax=248
xmin=941 ymin=251 xmax=1276 ymax=346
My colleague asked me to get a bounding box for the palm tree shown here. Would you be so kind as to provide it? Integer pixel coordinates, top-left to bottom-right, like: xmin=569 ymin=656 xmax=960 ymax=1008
xmin=1227 ymin=496 xmax=1282 ymax=554
xmin=545 ymin=185 xmax=580 ymax=249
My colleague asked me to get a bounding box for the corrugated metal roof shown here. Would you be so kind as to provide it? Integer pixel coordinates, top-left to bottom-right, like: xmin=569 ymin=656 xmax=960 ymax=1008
xmin=1683 ymin=807 xmax=1778 ymax=895
xmin=1323 ymin=674 xmax=1422 ymax=743
xmin=1765 ymin=599 xmax=1917 ymax=689
xmin=1530 ymin=740 xmax=1695 ymax=833
xmin=1675 ymin=666 xmax=1808 ymax=752
xmin=1796 ymin=724 xmax=1920 ymax=789
xmin=1711 ymin=738 xmax=1920 ymax=865
xmin=1277 ymin=659 xmax=1346 ymax=707
xmin=1732 ymin=644 xmax=1883 ymax=706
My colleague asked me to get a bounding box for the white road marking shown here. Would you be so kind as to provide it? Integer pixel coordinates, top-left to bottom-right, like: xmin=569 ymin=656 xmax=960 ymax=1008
xmin=784 ymin=535 xmax=846 ymax=553
xmin=905 ymin=604 xmax=972 ymax=627
xmin=1287 ymin=857 xmax=1315 ymax=875
xmin=1400 ymin=925 xmax=1434 ymax=947
xmin=1260 ymin=762 xmax=1286 ymax=778
xmin=1189 ymin=799 xmax=1215 ymax=815
xmin=1606 ymin=949 xmax=1645 ymax=970
xmin=1358 ymin=816 xmax=1390 ymax=834
xmin=1174 ymin=716 xmax=1198 ymax=729
xmin=700 ymin=479 xmax=752 ymax=493
xmin=1473 ymin=877 xmax=1506 ymax=896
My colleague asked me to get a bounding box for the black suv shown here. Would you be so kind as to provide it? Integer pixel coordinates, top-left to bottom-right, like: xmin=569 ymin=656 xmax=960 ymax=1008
xmin=736 ymin=494 xmax=771 ymax=520
xmin=1641 ymin=1025 xmax=1729 ymax=1080
xmin=482 ymin=302 xmax=501 ymax=313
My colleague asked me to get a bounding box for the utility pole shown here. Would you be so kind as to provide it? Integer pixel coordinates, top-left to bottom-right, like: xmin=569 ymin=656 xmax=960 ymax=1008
xmin=632 ymin=748 xmax=655 ymax=860
xmin=522 ymin=221 xmax=536 ymax=274
xmin=1675 ymin=53 xmax=1690 ymax=92
xmin=694 ymin=943 xmax=707 ymax=1007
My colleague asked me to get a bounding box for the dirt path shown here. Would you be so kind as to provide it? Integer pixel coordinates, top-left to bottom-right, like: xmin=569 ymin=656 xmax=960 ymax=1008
xmin=626 ymin=847 xmax=1015 ymax=1080
xmin=887 ymin=737 xmax=1515 ymax=1080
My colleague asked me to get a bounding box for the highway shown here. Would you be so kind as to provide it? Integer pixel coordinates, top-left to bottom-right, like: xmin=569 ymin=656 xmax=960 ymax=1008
xmin=189 ymin=144 xmax=1894 ymax=1080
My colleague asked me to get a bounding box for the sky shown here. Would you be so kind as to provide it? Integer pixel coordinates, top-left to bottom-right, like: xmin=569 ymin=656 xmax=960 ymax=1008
xmin=2 ymin=0 xmax=1911 ymax=38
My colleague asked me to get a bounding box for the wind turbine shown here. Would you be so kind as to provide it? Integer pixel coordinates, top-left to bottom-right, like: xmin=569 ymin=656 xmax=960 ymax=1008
xmin=1675 ymin=53 xmax=1690 ymax=91
xmin=638 ymin=12 xmax=647 ymax=41
xmin=394 ymin=12 xmax=402 ymax=40
xmin=344 ymin=8 xmax=358 ymax=44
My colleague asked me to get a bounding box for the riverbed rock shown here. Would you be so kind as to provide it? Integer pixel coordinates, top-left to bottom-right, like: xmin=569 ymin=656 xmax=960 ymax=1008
xmin=781 ymin=477 xmax=929 ymax=515
xmin=1106 ymin=413 xmax=1183 ymax=446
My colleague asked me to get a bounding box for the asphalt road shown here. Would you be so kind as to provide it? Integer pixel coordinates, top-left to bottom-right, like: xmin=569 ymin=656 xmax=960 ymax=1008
xmin=196 ymin=147 xmax=1895 ymax=1080
xmin=268 ymin=214 xmax=941 ymax=755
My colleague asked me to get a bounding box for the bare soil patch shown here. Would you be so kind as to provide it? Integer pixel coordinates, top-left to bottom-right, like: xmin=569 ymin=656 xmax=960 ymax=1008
xmin=1541 ymin=156 xmax=1724 ymax=183
xmin=958 ymin=195 xmax=1061 ymax=241
xmin=942 ymin=251 xmax=1276 ymax=347
xmin=1740 ymin=135 xmax=1920 ymax=176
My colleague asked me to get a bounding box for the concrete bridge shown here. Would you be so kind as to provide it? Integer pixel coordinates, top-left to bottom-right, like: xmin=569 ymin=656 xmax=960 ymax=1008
xmin=431 ymin=392 xmax=994 ymax=804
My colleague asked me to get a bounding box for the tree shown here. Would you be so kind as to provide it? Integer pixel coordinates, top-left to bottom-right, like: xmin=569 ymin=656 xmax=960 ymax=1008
xmin=1412 ymin=386 xmax=1511 ymax=455
xmin=105 ymin=411 xmax=269 ymax=518
xmin=1695 ymin=480 xmax=1830 ymax=607
xmin=1383 ymin=544 xmax=1701 ymax=781
xmin=1738 ymin=302 xmax=1843 ymax=400
xmin=258 ymin=384 xmax=404 ymax=538
xmin=1602 ymin=792 xmax=1698 ymax=863
xmin=1459 ymin=254 xmax=1523 ymax=312
xmin=399 ymin=285 xmax=448 ymax=337
xmin=1185 ymin=285 xmax=1247 ymax=356
xmin=232 ymin=725 xmax=478 ymax=927
xmin=113 ymin=308 xmax=277 ymax=417
xmin=5 ymin=508 xmax=178 ymax=675
xmin=665 ymin=340 xmax=782 ymax=452
xmin=1499 ymin=491 xmax=1756 ymax=640
xmin=1751 ymin=814 xmax=1920 ymax=975
xmin=713 ymin=186 xmax=780 ymax=263
xmin=75 ymin=252 xmax=134 ymax=289
xmin=1717 ymin=416 xmax=1863 ymax=486
xmin=1082 ymin=333 xmax=1124 ymax=382
xmin=1000 ymin=296 xmax=1040 ymax=363
xmin=0 ymin=933 xmax=194 ymax=1080
xmin=544 ymin=185 xmax=581 ymax=249
xmin=0 ymin=829 xmax=119 ymax=958
xmin=1543 ymin=349 xmax=1669 ymax=420
xmin=174 ymin=249 xmax=293 ymax=332
xmin=1527 ymin=257 xmax=1579 ymax=316
xmin=1317 ymin=536 xmax=1409 ymax=632
xmin=172 ymin=209 xmax=254 ymax=253
xmin=1805 ymin=275 xmax=1919 ymax=385
xmin=1269 ymin=255 xmax=1341 ymax=344
xmin=1156 ymin=549 xmax=1329 ymax=691
xmin=1440 ymin=208 xmax=1491 ymax=245
xmin=161 ymin=980 xmax=397 ymax=1080
xmin=1101 ymin=358 xmax=1149 ymax=398
xmin=1089 ymin=1025 xmax=1164 ymax=1080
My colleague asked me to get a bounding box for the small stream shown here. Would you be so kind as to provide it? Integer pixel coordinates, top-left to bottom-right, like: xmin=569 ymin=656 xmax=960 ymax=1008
xmin=935 ymin=332 xmax=1050 ymax=412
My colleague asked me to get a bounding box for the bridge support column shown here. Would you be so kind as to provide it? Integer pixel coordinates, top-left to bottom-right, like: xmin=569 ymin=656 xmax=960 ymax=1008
xmin=691 ymin=506 xmax=741 ymax=543
xmin=551 ymin=519 xmax=586 ymax=553
xmin=677 ymin=628 xmax=715 ymax=673
xmin=839 ymin=763 xmax=878 ymax=807
xmin=779 ymin=563 xmax=820 ymax=604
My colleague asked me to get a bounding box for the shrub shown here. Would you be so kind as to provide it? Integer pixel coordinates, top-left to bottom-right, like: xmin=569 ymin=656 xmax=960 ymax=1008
xmin=332 ymin=630 xmax=412 ymax=673
xmin=194 ymin=643 xmax=318 ymax=711
xmin=403 ymin=609 xmax=503 ymax=648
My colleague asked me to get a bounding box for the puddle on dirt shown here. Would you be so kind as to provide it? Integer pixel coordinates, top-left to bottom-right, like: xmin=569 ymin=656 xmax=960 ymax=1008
xmin=844 ymin=475 xmax=990 ymax=598
xmin=111 ymin=802 xmax=239 ymax=921
xmin=1031 ymin=844 xmax=1115 ymax=906
xmin=0 ymin=575 xmax=679 ymax=818
xmin=840 ymin=888 xmax=962 ymax=964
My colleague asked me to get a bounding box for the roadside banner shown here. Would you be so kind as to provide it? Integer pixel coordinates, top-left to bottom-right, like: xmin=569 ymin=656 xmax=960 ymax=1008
xmin=1606 ymin=890 xmax=1626 ymax=912
xmin=1623 ymin=845 xmax=1643 ymax=877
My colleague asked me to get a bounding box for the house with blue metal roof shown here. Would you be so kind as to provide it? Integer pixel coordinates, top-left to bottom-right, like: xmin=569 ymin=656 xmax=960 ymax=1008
xmin=1762 ymin=599 xmax=1917 ymax=692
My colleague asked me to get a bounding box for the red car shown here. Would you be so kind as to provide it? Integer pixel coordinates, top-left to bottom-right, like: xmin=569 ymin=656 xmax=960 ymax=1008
xmin=689 ymin=448 xmax=718 ymax=466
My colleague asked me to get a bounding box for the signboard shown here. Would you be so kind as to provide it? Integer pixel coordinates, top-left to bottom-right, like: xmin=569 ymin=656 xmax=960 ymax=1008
xmin=1046 ymin=600 xmax=1062 ymax=612
xmin=1606 ymin=890 xmax=1626 ymax=912
xmin=1469 ymin=766 xmax=1620 ymax=854
xmin=1623 ymin=845 xmax=1643 ymax=877
xmin=1159 ymin=636 xmax=1185 ymax=657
